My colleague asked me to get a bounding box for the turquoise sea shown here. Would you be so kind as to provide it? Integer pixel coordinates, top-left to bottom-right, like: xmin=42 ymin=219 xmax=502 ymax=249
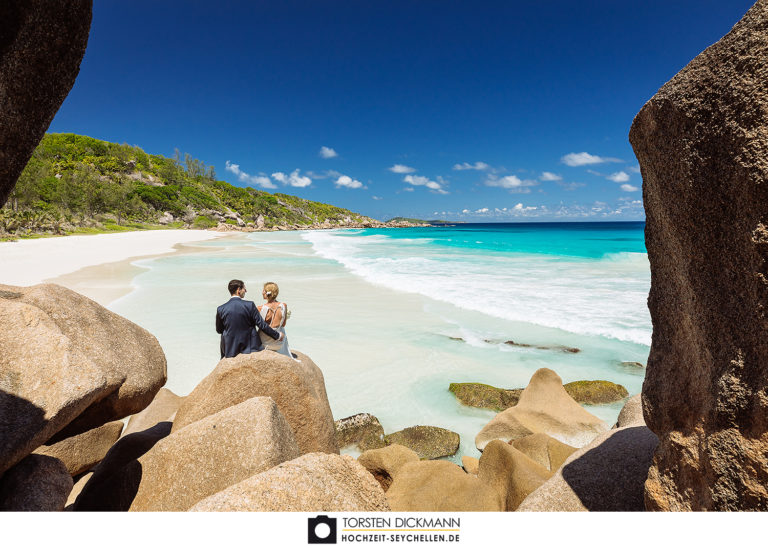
xmin=108 ymin=221 xmax=650 ymax=460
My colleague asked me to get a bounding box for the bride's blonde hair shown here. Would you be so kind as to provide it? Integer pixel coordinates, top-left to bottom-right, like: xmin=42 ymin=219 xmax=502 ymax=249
xmin=263 ymin=282 xmax=279 ymax=301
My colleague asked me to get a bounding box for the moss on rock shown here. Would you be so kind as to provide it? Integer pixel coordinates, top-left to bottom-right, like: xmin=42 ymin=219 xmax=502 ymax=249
xmin=334 ymin=413 xmax=386 ymax=452
xmin=563 ymin=380 xmax=629 ymax=404
xmin=384 ymin=426 xmax=460 ymax=460
xmin=449 ymin=383 xmax=522 ymax=411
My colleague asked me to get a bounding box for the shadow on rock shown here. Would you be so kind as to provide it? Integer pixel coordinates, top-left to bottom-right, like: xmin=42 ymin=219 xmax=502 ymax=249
xmin=560 ymin=426 xmax=657 ymax=511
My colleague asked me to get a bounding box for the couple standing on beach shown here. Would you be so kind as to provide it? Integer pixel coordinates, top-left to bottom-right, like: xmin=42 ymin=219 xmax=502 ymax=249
xmin=215 ymin=279 xmax=295 ymax=360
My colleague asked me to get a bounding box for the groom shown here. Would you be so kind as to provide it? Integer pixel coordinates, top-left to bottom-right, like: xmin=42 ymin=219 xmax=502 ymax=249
xmin=216 ymin=279 xmax=283 ymax=358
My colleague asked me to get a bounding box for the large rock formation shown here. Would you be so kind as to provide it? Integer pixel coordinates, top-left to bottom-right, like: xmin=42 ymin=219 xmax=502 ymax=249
xmin=0 ymin=0 xmax=92 ymax=207
xmin=478 ymin=440 xmax=552 ymax=511
xmin=384 ymin=425 xmax=460 ymax=459
xmin=0 ymin=284 xmax=167 ymax=475
xmin=517 ymin=426 xmax=659 ymax=512
xmin=77 ymin=397 xmax=299 ymax=511
xmin=510 ymin=433 xmax=577 ymax=472
xmin=172 ymin=350 xmax=337 ymax=455
xmin=629 ymin=0 xmax=768 ymax=510
xmin=190 ymin=453 xmax=390 ymax=512
xmin=475 ymin=368 xmax=608 ymax=450
xmin=357 ymin=444 xmax=420 ymax=492
xmin=386 ymin=460 xmax=503 ymax=511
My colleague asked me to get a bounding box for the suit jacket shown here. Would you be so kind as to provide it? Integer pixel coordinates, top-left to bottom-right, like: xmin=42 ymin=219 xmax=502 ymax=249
xmin=215 ymin=297 xmax=281 ymax=358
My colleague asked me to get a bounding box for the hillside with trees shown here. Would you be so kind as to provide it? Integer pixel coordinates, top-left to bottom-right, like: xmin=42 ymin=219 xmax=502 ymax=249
xmin=0 ymin=133 xmax=385 ymax=238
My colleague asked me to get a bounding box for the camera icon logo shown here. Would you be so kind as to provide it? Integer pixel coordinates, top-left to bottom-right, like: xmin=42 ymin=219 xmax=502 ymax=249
xmin=307 ymin=515 xmax=337 ymax=544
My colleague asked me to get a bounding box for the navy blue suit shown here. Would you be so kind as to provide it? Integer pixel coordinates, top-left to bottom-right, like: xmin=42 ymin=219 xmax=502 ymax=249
xmin=215 ymin=296 xmax=281 ymax=358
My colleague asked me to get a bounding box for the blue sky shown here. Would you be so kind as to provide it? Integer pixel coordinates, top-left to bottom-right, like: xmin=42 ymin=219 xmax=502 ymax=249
xmin=49 ymin=1 xmax=755 ymax=222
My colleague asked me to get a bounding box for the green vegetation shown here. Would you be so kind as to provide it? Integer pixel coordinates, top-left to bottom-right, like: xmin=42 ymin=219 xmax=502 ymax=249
xmin=1 ymin=133 xmax=374 ymax=238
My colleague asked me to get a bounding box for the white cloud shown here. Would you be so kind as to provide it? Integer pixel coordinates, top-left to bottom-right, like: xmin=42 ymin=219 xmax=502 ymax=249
xmin=319 ymin=146 xmax=338 ymax=159
xmin=335 ymin=175 xmax=363 ymax=189
xmin=629 ymin=165 xmax=641 ymax=173
xmin=620 ymin=184 xmax=639 ymax=192
xmin=389 ymin=164 xmax=416 ymax=174
xmin=476 ymin=207 xmax=489 ymax=213
xmin=561 ymin=152 xmax=622 ymax=167
xmin=402 ymin=187 xmax=414 ymax=192
xmin=271 ymin=169 xmax=312 ymax=188
xmin=372 ymin=195 xmax=382 ymax=200
xmin=540 ymin=172 xmax=562 ymax=181
xmin=461 ymin=209 xmax=470 ymax=214
xmin=607 ymin=171 xmax=630 ymax=183
xmin=557 ymin=181 xmax=586 ymax=191
xmin=453 ymin=161 xmax=490 ymax=171
xmin=513 ymin=202 xmax=538 ymax=212
xmin=225 ymin=161 xmax=277 ymax=189
xmin=404 ymin=174 xmax=449 ymax=194
xmin=484 ymin=174 xmax=538 ymax=192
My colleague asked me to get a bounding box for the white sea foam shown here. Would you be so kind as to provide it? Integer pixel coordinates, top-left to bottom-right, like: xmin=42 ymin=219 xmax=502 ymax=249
xmin=302 ymin=230 xmax=652 ymax=345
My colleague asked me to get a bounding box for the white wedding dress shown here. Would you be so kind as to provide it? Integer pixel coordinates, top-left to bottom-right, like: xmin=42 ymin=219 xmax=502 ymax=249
xmin=259 ymin=302 xmax=296 ymax=360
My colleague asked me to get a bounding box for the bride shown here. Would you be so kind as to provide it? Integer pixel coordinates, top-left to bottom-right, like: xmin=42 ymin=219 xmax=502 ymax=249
xmin=258 ymin=281 xmax=296 ymax=359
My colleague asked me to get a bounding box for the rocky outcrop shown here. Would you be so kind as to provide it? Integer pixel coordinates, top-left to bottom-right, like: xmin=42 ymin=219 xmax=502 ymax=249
xmin=335 ymin=413 xmax=386 ymax=452
xmin=478 ymin=440 xmax=552 ymax=511
xmin=517 ymin=426 xmax=659 ymax=512
xmin=462 ymin=456 xmax=479 ymax=475
xmin=172 ymin=350 xmax=338 ymax=455
xmin=34 ymin=420 xmax=123 ymax=476
xmin=386 ymin=460 xmax=503 ymax=511
xmin=384 ymin=426 xmax=460 ymax=459
xmin=0 ymin=283 xmax=166 ymax=475
xmin=357 ymin=444 xmax=419 ymax=492
xmin=145 ymin=398 xmax=299 ymax=511
xmin=122 ymin=388 xmax=183 ymax=437
xmin=614 ymin=394 xmax=645 ymax=429
xmin=65 ymin=472 xmax=92 ymax=510
xmin=190 ymin=453 xmax=390 ymax=512
xmin=449 ymin=383 xmax=522 ymax=411
xmin=450 ymin=380 xmax=627 ymax=411
xmin=629 ymin=0 xmax=768 ymax=510
xmin=0 ymin=0 xmax=92 ymax=207
xmin=563 ymin=380 xmax=628 ymax=405
xmin=72 ymin=422 xmax=172 ymax=510
xmin=475 ymin=368 xmax=608 ymax=450
xmin=510 ymin=433 xmax=577 ymax=472
xmin=0 ymin=454 xmax=73 ymax=511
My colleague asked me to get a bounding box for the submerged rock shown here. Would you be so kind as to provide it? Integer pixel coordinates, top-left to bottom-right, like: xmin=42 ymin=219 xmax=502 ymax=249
xmin=335 ymin=413 xmax=386 ymax=452
xmin=563 ymin=380 xmax=629 ymax=405
xmin=629 ymin=0 xmax=768 ymax=510
xmin=0 ymin=0 xmax=92 ymax=207
xmin=475 ymin=368 xmax=608 ymax=450
xmin=449 ymin=383 xmax=522 ymax=411
xmin=384 ymin=426 xmax=460 ymax=460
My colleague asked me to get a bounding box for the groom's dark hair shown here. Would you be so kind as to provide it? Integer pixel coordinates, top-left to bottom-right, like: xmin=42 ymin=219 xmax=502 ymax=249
xmin=228 ymin=279 xmax=245 ymax=295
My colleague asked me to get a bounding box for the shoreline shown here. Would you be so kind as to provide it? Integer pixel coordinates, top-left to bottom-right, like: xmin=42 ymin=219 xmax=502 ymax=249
xmin=0 ymin=230 xmax=232 ymax=288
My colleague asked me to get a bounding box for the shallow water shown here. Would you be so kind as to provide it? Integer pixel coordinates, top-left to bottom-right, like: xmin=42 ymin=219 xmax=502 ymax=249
xmin=108 ymin=223 xmax=650 ymax=461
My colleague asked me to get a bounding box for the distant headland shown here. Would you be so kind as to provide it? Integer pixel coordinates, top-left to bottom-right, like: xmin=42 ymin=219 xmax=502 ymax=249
xmin=0 ymin=133 xmax=431 ymax=241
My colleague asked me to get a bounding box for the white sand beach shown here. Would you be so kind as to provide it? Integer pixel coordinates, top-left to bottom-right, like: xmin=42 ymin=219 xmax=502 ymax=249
xmin=0 ymin=230 xmax=227 ymax=288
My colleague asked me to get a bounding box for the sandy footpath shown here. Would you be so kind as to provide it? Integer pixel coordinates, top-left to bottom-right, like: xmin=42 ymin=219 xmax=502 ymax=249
xmin=0 ymin=230 xmax=229 ymax=289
